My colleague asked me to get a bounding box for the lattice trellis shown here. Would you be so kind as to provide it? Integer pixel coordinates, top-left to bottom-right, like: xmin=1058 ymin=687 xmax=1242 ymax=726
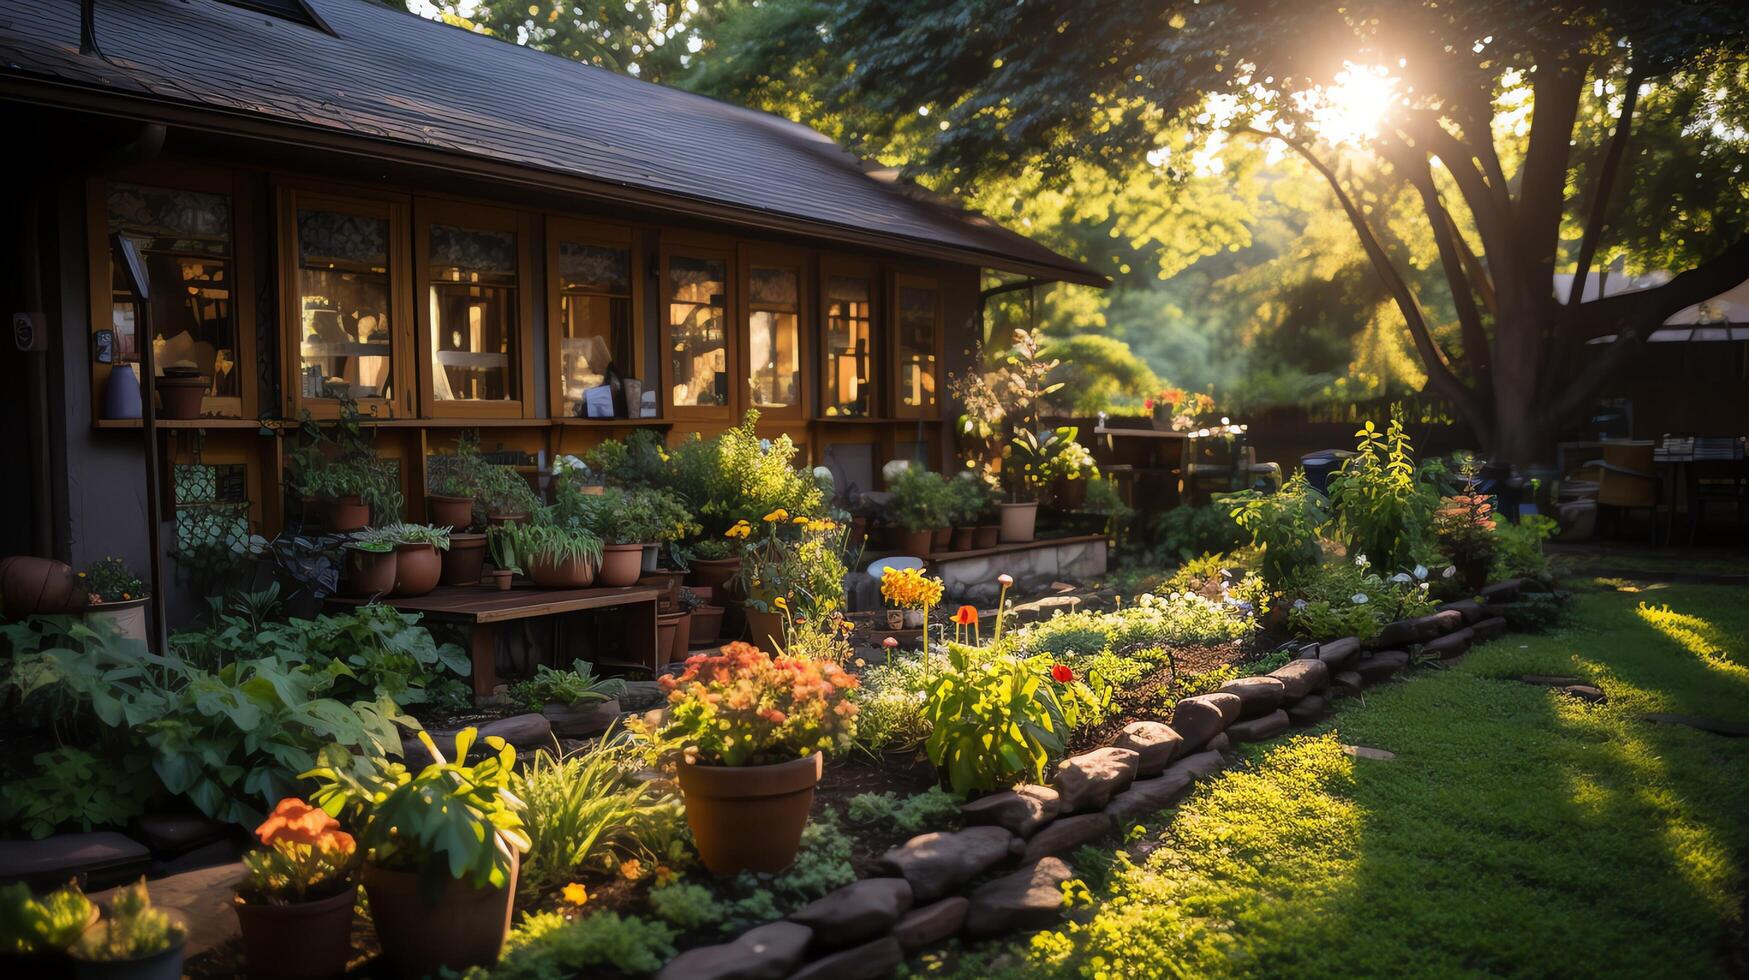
xmin=174 ymin=461 xmax=251 ymax=553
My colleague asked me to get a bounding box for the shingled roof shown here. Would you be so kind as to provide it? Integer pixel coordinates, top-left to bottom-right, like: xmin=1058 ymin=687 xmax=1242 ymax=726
xmin=0 ymin=0 xmax=1105 ymax=286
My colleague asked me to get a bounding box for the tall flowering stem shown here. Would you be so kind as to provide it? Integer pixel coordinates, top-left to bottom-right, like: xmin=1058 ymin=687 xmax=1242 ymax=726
xmin=994 ymin=573 xmax=1014 ymax=643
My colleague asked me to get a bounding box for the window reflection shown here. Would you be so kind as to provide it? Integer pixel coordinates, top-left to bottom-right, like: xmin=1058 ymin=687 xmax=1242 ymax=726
xmin=428 ymin=224 xmax=517 ymax=402
xmin=897 ymin=283 xmax=939 ymax=414
xmin=668 ymin=255 xmax=728 ymax=408
xmin=296 ymin=208 xmax=392 ymax=401
xmin=749 ymin=265 xmax=800 ymax=410
xmin=824 ymin=275 xmax=872 ymax=417
xmin=556 ymin=241 xmax=633 ymax=417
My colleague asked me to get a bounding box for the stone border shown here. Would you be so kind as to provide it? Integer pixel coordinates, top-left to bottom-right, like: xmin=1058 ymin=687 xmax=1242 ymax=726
xmin=655 ymin=578 xmax=1553 ymax=979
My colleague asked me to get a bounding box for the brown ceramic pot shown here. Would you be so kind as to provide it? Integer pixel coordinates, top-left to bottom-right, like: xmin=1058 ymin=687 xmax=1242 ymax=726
xmin=686 ymin=556 xmax=742 ymax=595
xmin=1053 ymin=477 xmax=1088 ymax=511
xmin=527 ymin=553 xmax=597 ymax=589
xmin=688 ymin=605 xmax=725 ymax=646
xmin=492 ymin=569 xmax=514 ymax=591
xmin=973 ymin=525 xmax=1001 ymax=549
xmin=669 ymin=611 xmax=692 ymax=665
xmin=441 ymin=533 xmax=488 ymax=586
xmin=896 ymin=529 xmax=934 ymax=557
xmin=343 ymin=545 xmax=397 ymax=597
xmin=930 ymin=527 xmax=952 ymax=552
xmin=156 ymin=376 xmax=208 ymax=420
xmin=327 ymin=495 xmax=370 ymax=533
xmin=233 ymin=885 xmax=356 ymax=980
xmin=998 ymin=501 xmax=1039 ymax=543
xmin=744 ymin=608 xmax=785 ymax=656
xmin=656 ymin=612 xmax=683 ymax=671
xmin=951 ymin=526 xmax=976 ymax=552
xmin=362 ymin=854 xmax=517 ymax=978
xmin=0 ymin=556 xmax=87 ymax=619
xmin=391 ymin=542 xmax=442 ymax=597
xmin=637 ymin=570 xmax=684 ymax=610
xmin=678 ymin=753 xmax=823 ymax=875
xmin=598 ymin=544 xmax=646 ymax=588
xmin=486 ymin=512 xmax=528 ymax=528
xmin=427 ymin=494 xmax=475 ymax=531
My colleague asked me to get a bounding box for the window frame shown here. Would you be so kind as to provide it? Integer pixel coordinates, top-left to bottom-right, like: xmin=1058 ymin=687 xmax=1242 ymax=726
xmin=276 ymin=184 xmax=414 ymax=420
xmin=817 ymin=256 xmax=879 ymax=420
xmin=86 ymin=162 xmax=258 ymax=421
xmin=658 ymin=239 xmax=738 ymax=422
xmin=413 ymin=198 xmax=536 ymax=419
xmin=889 ymin=270 xmax=945 ymax=421
xmin=737 ymin=242 xmax=811 ymax=423
xmin=546 ymin=216 xmax=644 ymax=420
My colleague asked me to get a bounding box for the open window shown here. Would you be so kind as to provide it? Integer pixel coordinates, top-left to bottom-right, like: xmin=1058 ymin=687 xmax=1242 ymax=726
xmin=741 ymin=244 xmax=808 ymax=421
xmin=548 ymin=219 xmax=642 ymax=418
xmin=660 ymin=243 xmax=735 ymax=420
xmin=415 ymin=201 xmax=534 ymax=418
xmin=820 ymin=260 xmax=876 ymax=418
xmin=892 ymin=273 xmax=942 ymax=419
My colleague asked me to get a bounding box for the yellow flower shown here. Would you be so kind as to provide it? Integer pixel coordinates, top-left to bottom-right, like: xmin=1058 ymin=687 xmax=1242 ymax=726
xmin=880 ymin=566 xmax=944 ymax=609
xmin=773 ymin=596 xmax=789 ymax=612
xmin=562 ymin=882 xmax=589 ymax=906
xmin=725 ymin=520 xmax=752 ymax=540
xmin=763 ymin=509 xmax=790 ymax=523
xmin=792 ymin=515 xmax=809 ymax=524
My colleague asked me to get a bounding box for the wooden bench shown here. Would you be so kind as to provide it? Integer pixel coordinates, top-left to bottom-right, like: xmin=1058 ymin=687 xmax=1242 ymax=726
xmin=328 ymin=584 xmax=662 ymax=698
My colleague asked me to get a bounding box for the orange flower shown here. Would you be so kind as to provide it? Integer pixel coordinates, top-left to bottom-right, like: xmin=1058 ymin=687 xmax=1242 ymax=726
xmin=562 ymin=882 xmax=589 ymax=906
xmin=619 ymin=858 xmax=644 ymax=881
xmin=951 ymin=605 xmax=979 ymax=626
xmin=255 ymin=797 xmax=340 ymax=847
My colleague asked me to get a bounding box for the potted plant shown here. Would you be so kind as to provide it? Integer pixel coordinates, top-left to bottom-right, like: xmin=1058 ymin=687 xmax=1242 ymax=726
xmin=1434 ymin=461 xmax=1499 ymax=591
xmin=1044 ymin=433 xmax=1099 ymax=511
xmin=950 ymin=329 xmax=1063 ymax=545
xmin=511 ymin=523 xmax=603 ymax=589
xmin=1 ymin=880 xmax=96 ymax=977
xmin=77 ymin=558 xmax=149 ymax=644
xmin=685 ymin=537 xmax=742 ymax=595
xmin=286 ymin=387 xmax=402 ymax=532
xmin=68 ymin=879 xmax=185 ymax=980
xmin=305 ymin=728 xmax=529 ymax=978
xmin=365 ymin=524 xmax=449 ymax=597
xmin=232 ymin=798 xmax=359 ymax=980
xmin=155 ymin=365 xmax=208 ymax=420
xmin=509 ymin=660 xmax=627 ymax=738
xmin=486 ymin=524 xmax=520 ymax=590
xmin=653 ymin=642 xmax=858 ymax=874
xmin=563 ymin=487 xmax=696 ymax=588
xmin=683 ymin=586 xmax=723 ymax=648
xmin=730 ymin=512 xmax=846 ymax=656
xmin=425 ymin=431 xmax=492 ymax=531
xmin=340 ymin=538 xmax=397 ymax=597
xmin=888 ymin=465 xmax=951 ymax=556
xmin=948 ymin=473 xmax=994 ymax=552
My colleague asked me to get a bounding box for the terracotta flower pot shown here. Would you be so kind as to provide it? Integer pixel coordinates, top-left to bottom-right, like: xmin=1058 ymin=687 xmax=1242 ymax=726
xmin=83 ymin=597 xmax=150 ymax=645
xmin=441 ymin=533 xmax=488 ymax=586
xmin=486 ymin=512 xmax=528 ymax=528
xmin=527 ymin=553 xmax=597 ymax=589
xmin=0 ymin=556 xmax=87 ymax=618
xmin=70 ymin=940 xmax=186 ymax=980
xmin=744 ymin=608 xmax=785 ymax=656
xmin=973 ymin=525 xmax=1001 ymax=549
xmin=492 ymin=569 xmax=514 ymax=591
xmin=656 ymin=612 xmax=683 ymax=671
xmin=678 ymin=753 xmax=823 ymax=875
xmin=686 ymin=556 xmax=742 ymax=595
xmin=951 ymin=526 xmax=976 ymax=552
xmin=427 ymin=494 xmax=475 ymax=531
xmin=1054 ymin=477 xmax=1088 ymax=511
xmin=391 ymin=542 xmax=442 ymax=597
xmin=897 ymin=529 xmax=934 ymax=557
xmin=155 ymin=376 xmax=207 ymax=420
xmin=598 ymin=543 xmax=646 ymax=588
xmin=233 ymin=886 xmax=356 ymax=980
xmin=362 ymin=854 xmax=517 ymax=978
xmin=690 ymin=585 xmax=715 ymax=605
xmin=930 ymin=527 xmax=952 ymax=553
xmin=688 ymin=605 xmax=725 ymax=646
xmin=669 ymin=611 xmax=692 ymax=665
xmin=343 ymin=545 xmax=398 ymax=597
xmin=998 ymin=501 xmax=1039 ymax=543
xmin=326 ymin=495 xmax=369 ymax=533
xmin=638 ymin=570 xmax=685 ymax=610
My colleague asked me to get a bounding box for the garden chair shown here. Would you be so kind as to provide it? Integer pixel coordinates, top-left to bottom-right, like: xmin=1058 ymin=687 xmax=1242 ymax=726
xmin=1577 ymin=440 xmax=1663 ymax=544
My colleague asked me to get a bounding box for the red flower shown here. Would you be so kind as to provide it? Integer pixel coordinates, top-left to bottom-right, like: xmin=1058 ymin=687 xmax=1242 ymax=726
xmin=1143 ymin=398 xmax=1155 ymax=410
xmin=1050 ymin=664 xmax=1074 ymax=683
xmin=951 ymin=605 xmax=979 ymax=626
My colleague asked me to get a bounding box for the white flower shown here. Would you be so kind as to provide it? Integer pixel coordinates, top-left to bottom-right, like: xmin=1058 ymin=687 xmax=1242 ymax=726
xmin=1390 ymin=573 xmax=1411 ymax=584
xmin=1442 ymin=566 xmax=1457 ymax=578
xmin=1351 ymin=593 xmax=1369 ymax=604
xmin=1354 ymin=554 xmax=1371 ymax=569
xmin=1413 ymin=565 xmax=1428 ymax=580
xmin=1292 ymin=598 xmax=1308 ymax=610
xmin=1418 ymin=582 xmax=1430 ymax=591
xmin=1220 ymin=569 xmax=1232 ymax=579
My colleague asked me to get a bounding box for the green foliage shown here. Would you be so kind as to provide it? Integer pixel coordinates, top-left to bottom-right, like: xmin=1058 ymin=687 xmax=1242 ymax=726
xmin=947 ymin=472 xmax=998 ymax=526
xmin=921 ymin=644 xmax=1099 ymax=794
xmin=888 ymin=465 xmax=955 ymax=532
xmin=554 ymin=485 xmax=698 ymax=545
xmin=72 ymin=879 xmax=183 ymax=962
xmin=0 ymin=747 xmax=148 ymax=839
xmin=363 ymin=523 xmax=451 ymax=550
xmin=1040 ymin=430 xmax=1099 ymax=488
xmin=493 ymin=910 xmax=677 ymax=979
xmin=1083 ymin=476 xmax=1134 ymax=531
xmin=427 ymin=431 xmax=538 ymax=526
xmin=0 ymin=881 xmax=94 ymax=954
xmin=577 ymin=429 xmax=673 ymax=490
xmin=1499 ymin=590 xmax=1570 ymax=634
xmin=720 ymin=814 xmax=856 ymax=926
xmin=78 ymin=557 xmax=146 ymax=602
xmin=1041 ymin=333 xmax=1161 ymax=415
xmin=286 ymin=386 xmax=403 ymax=522
xmin=1148 ymin=504 xmax=1246 ymax=564
xmin=508 ymin=659 xmax=627 ymax=712
xmin=1287 ymin=556 xmax=1438 ymax=643
xmin=1327 ymin=417 xmax=1432 ymax=573
xmin=504 ymin=521 xmax=604 ymax=568
xmin=1228 ymin=471 xmax=1331 ymax=590
xmin=850 ymin=653 xmax=940 ymax=752
xmin=647 ymin=883 xmax=722 ymax=930
xmin=1492 ymin=514 xmax=1557 ymax=582
xmin=845 ymin=786 xmax=963 ymax=835
xmin=667 ymin=411 xmax=825 ymax=538
xmin=514 ymin=737 xmax=685 ymax=900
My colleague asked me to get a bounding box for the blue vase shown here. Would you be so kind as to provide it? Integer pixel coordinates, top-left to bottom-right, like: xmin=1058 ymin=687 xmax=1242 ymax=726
xmin=104 ymin=364 xmax=143 ymax=419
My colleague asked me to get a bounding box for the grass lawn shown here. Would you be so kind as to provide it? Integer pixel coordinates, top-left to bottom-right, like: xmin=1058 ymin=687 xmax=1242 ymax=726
xmin=931 ymin=568 xmax=1749 ymax=978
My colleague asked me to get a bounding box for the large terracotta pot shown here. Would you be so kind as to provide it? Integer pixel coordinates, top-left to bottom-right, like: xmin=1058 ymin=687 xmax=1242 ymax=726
xmin=342 ymin=545 xmax=397 ymax=597
xmin=362 ymin=854 xmax=517 ymax=978
xmin=233 ymin=886 xmax=356 ymax=980
xmin=744 ymin=608 xmax=785 ymax=656
xmin=974 ymin=525 xmax=1001 ymax=549
xmin=998 ymin=501 xmax=1039 ymax=543
xmin=669 ymin=611 xmax=692 ymax=666
xmin=687 ymin=556 xmax=742 ymax=595
xmin=598 ymin=544 xmax=646 ymax=588
xmin=442 ymin=533 xmax=488 ymax=586
xmin=527 ymin=553 xmax=597 ymax=589
xmin=951 ymin=526 xmax=976 ymax=552
xmin=427 ymin=494 xmax=475 ymax=531
xmin=930 ymin=527 xmax=952 ymax=552
xmin=156 ymin=375 xmax=207 ymax=420
xmin=1054 ymin=477 xmax=1088 ymax=511
xmin=896 ymin=529 xmax=934 ymax=557
xmin=688 ymin=605 xmax=725 ymax=647
xmin=678 ymin=753 xmax=823 ymax=875
xmin=656 ymin=612 xmax=683 ymax=671
xmin=637 ymin=570 xmax=684 ymax=610
xmin=83 ymin=598 xmax=149 ymax=645
xmin=486 ymin=512 xmax=528 ymax=528
xmin=327 ymin=495 xmax=369 ymax=533
xmin=0 ymin=556 xmax=87 ymax=619
xmin=391 ymin=542 xmax=442 ymax=597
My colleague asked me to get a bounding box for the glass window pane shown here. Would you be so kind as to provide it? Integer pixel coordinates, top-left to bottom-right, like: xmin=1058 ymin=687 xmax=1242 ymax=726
xmin=106 ymin=183 xmax=238 ymax=400
xmin=668 ymin=255 xmax=728 ymax=408
xmin=557 ymin=241 xmax=634 ymax=417
xmin=296 ymin=208 xmax=393 ymax=401
xmin=824 ymin=275 xmax=872 ymax=417
xmin=897 ymin=284 xmax=938 ymax=413
xmin=429 ymin=224 xmax=518 ymax=402
xmin=749 ymin=265 xmax=800 ymax=410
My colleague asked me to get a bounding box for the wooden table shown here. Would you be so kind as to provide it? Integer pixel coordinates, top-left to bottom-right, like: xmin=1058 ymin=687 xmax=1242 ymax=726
xmin=328 ymin=583 xmax=662 ymax=698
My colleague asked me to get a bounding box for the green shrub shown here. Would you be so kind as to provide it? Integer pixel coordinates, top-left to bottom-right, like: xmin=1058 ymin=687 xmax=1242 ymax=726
xmin=889 ymin=465 xmax=955 ymax=532
xmin=922 ymin=644 xmax=1102 ymax=794
xmin=667 ymin=411 xmax=825 ymax=538
xmin=1491 ymin=514 xmax=1557 ymax=581
xmin=851 ymin=653 xmax=940 ymax=751
xmin=1147 ymin=505 xmax=1246 ymax=561
xmin=846 ymin=786 xmax=962 ymax=834
xmin=513 ymin=736 xmax=685 ymax=899
xmin=1228 ymin=471 xmax=1330 ymax=589
xmin=508 ymin=660 xmax=627 ymax=712
xmin=647 ymin=883 xmax=722 ymax=930
xmin=494 ymin=910 xmax=677 ymax=978
xmin=1326 ymin=416 xmax=1434 ymax=572
xmin=0 ymin=746 xmax=149 ymax=839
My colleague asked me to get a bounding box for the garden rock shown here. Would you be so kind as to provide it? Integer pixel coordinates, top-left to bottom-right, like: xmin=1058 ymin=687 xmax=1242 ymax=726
xmin=892 ymin=897 xmax=969 ymax=952
xmin=0 ymin=832 xmax=151 ymax=890
xmin=1205 ymin=732 xmax=1231 ymax=754
xmin=1053 ymin=747 xmax=1139 ymax=812
xmin=1436 ymin=598 xmax=1485 ymax=624
xmin=1168 ymin=750 xmax=1227 ymax=781
xmin=1643 ymin=713 xmax=1749 ymax=737
xmin=656 ymin=921 xmax=813 ymax=980
xmin=1423 ymin=627 xmax=1474 ymax=660
xmin=1021 ymin=812 xmax=1112 ymax=862
xmin=1113 ymin=721 xmax=1183 ymax=776
xmin=1343 ymin=744 xmax=1397 ymax=761
xmin=541 ymin=698 xmax=621 ymax=738
xmin=1217 ymin=676 xmax=1287 ymax=717
xmin=1171 ymin=693 xmax=1242 ymax=751
xmin=1480 ymin=579 xmax=1526 ymax=604
xmin=788 ymin=936 xmax=903 ymax=980
xmin=1315 ymin=637 xmax=1361 ymax=670
xmin=878 ymin=826 xmax=1014 ymax=902
xmin=1331 ymin=670 xmax=1364 ymax=697
xmin=1104 ymin=769 xmax=1194 ymax=825
xmin=1559 ymin=684 xmax=1608 ymax=704
xmin=1355 ymin=651 xmax=1409 ymax=683
xmin=961 ymin=785 xmax=1060 ymax=838
xmin=1471 ymin=617 xmax=1508 ymax=644
xmin=406 ymin=713 xmax=553 ymax=766
xmin=136 ymin=813 xmax=228 ymax=856
xmin=1286 ymin=693 xmax=1329 ymax=726
xmin=1376 ymin=610 xmax=1464 ymax=647
xmin=1269 ymin=658 xmax=1330 ymax=700
xmin=964 ymin=857 xmax=1075 ymax=937
xmin=1521 ymin=674 xmax=1586 ymax=687
xmin=789 ymin=878 xmax=914 ymax=948
xmin=1226 ymin=709 xmax=1290 ymax=743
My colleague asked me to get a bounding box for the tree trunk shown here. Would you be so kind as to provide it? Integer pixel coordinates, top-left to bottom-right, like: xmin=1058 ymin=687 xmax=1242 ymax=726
xmin=1488 ymin=362 xmax=1557 ymax=469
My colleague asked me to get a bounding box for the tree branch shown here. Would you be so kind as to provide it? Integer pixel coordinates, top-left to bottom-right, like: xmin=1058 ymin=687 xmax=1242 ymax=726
xmin=1565 ymin=67 xmax=1641 ymax=311
xmin=1397 ymin=146 xmax=1493 ymax=389
xmin=1516 ymin=60 xmax=1588 ymax=279
xmin=1399 ymin=112 xmax=1518 ymax=275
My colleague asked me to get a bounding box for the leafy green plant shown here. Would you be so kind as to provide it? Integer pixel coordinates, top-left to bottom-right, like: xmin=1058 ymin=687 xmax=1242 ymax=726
xmin=888 ymin=465 xmax=955 ymax=532
xmin=240 ymin=797 xmax=359 ymax=904
xmin=1286 ymin=555 xmax=1438 ymax=643
xmin=363 ymin=523 xmax=451 ymax=550
xmin=730 ymin=511 xmax=848 ymax=619
xmin=578 ymin=429 xmax=673 ymax=490
xmin=1041 ymin=431 xmax=1099 ymax=488
xmin=921 ymin=644 xmax=1100 ymax=793
xmin=306 ymin=727 xmax=530 ymax=895
xmin=488 ymin=523 xmax=522 ymax=573
xmin=0 ymin=746 xmax=148 ymax=839
xmin=71 ymin=879 xmax=183 ymax=962
xmin=507 ymin=521 xmax=604 ymax=569
xmin=1326 ymin=415 xmax=1433 ymax=572
xmin=846 ymin=786 xmax=962 ymax=834
xmin=514 ymin=736 xmax=685 ymax=900
xmin=1146 ymin=503 xmax=1247 ymax=562
xmin=1492 ymin=514 xmax=1557 ymax=581
xmin=494 ymin=910 xmax=677 ymax=979
xmin=647 ymin=883 xmax=722 ymax=930
xmin=1228 ymin=470 xmax=1330 ymax=589
xmin=508 ymin=659 xmax=628 ymax=711
xmin=666 ymin=411 xmax=825 ymax=538
xmin=78 ymin=556 xmax=147 ymax=603
xmin=554 ymin=485 xmax=698 ymax=545
xmin=947 ymin=471 xmax=997 ymax=526
xmin=0 ymin=881 xmax=94 ymax=954
xmin=286 ymin=386 xmax=403 ymax=522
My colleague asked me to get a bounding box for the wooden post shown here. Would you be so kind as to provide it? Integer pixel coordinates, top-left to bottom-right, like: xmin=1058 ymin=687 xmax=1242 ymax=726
xmin=109 ymin=233 xmax=169 ymax=654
